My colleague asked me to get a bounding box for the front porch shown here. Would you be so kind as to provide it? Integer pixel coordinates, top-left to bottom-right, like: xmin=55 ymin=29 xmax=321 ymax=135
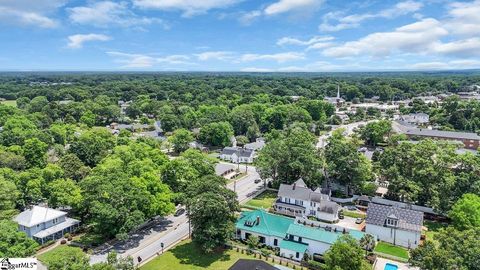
xmin=33 ymin=218 xmax=80 ymax=244
xmin=273 ymin=200 xmax=305 ymax=217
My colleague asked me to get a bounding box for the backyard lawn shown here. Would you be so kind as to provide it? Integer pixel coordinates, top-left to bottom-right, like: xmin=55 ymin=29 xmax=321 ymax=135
xmin=374 ymin=241 xmax=409 ymax=260
xmin=140 ymin=240 xmax=271 ymax=270
xmin=343 ymin=210 xmax=366 ymax=219
xmin=243 ymin=190 xmax=277 ymax=209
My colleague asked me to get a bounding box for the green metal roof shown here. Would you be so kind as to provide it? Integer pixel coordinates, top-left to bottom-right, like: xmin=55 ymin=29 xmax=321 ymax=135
xmin=279 ymin=240 xmax=308 ymax=253
xmin=236 ymin=210 xmax=294 ymax=238
xmin=286 ymin=224 xmax=367 ymax=244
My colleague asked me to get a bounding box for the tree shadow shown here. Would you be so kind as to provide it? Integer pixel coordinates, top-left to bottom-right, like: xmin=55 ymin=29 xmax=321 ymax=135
xmin=170 ymin=242 xmax=231 ymax=268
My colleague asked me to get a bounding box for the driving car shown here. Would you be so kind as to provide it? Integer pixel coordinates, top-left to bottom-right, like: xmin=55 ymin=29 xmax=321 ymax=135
xmin=355 ymin=218 xmax=363 ymax=224
xmin=254 ymin=179 xmax=261 ymax=184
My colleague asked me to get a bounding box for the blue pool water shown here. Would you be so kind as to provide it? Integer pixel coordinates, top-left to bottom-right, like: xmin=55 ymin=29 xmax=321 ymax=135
xmin=384 ymin=263 xmax=399 ymax=270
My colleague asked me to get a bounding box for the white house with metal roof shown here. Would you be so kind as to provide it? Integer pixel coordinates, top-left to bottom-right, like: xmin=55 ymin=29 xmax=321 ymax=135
xmin=14 ymin=206 xmax=80 ymax=244
xmin=273 ymin=179 xmax=340 ymax=223
xmin=365 ymin=203 xmax=423 ymax=248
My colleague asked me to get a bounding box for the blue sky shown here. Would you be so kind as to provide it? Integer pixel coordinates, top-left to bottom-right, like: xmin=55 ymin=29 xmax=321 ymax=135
xmin=0 ymin=0 xmax=479 ymax=71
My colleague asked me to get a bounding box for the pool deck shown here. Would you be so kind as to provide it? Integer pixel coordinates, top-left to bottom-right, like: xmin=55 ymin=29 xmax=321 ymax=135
xmin=374 ymin=258 xmax=419 ymax=270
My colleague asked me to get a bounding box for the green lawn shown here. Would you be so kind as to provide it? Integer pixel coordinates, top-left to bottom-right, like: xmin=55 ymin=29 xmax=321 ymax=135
xmin=140 ymin=240 xmax=270 ymax=270
xmin=374 ymin=241 xmax=409 ymax=260
xmin=343 ymin=210 xmax=366 ymax=219
xmin=243 ymin=190 xmax=277 ymax=210
xmin=37 ymin=245 xmax=86 ymax=265
xmin=424 ymin=220 xmax=447 ymax=243
xmin=0 ymin=100 xmax=16 ymax=107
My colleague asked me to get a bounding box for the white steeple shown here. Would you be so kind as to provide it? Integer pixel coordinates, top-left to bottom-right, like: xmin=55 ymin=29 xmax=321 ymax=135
xmin=336 ymin=85 xmax=340 ymax=99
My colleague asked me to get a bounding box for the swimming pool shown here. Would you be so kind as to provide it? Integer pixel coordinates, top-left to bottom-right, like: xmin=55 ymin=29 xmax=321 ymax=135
xmin=384 ymin=263 xmax=399 ymax=270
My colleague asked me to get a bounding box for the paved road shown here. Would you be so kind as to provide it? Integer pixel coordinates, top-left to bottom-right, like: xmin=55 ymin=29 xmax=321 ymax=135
xmin=317 ymin=120 xmax=377 ymax=148
xmin=89 ymin=164 xmax=264 ymax=266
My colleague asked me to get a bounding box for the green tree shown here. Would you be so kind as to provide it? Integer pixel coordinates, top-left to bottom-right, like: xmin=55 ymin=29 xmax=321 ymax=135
xmin=0 ymin=220 xmax=39 ymax=257
xmin=22 ymin=138 xmax=48 ymax=168
xmin=0 ymin=176 xmax=19 ymax=218
xmin=360 ymin=120 xmax=392 ymax=146
xmin=80 ymin=142 xmax=175 ymax=239
xmin=359 ymin=234 xmax=375 ymax=255
xmin=170 ymin=128 xmax=194 ymax=153
xmin=323 ymin=235 xmax=370 ymax=270
xmin=410 ymin=227 xmax=480 ymax=270
xmin=48 ymin=178 xmax=83 ymax=209
xmin=59 ymin=153 xmax=90 ymax=181
xmin=70 ymin=128 xmax=116 ymax=167
xmin=449 ymin=193 xmax=480 ymax=230
xmin=199 ymin=121 xmax=234 ymax=147
xmin=325 ymin=131 xmax=372 ymax=195
xmin=186 ymin=175 xmax=239 ymax=253
xmin=256 ymin=127 xmax=322 ymax=187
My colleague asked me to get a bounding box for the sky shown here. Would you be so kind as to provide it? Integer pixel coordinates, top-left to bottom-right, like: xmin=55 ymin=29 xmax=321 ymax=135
xmin=0 ymin=0 xmax=479 ymax=72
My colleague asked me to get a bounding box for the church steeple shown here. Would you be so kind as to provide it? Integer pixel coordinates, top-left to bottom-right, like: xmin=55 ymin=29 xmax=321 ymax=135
xmin=336 ymin=85 xmax=340 ymax=99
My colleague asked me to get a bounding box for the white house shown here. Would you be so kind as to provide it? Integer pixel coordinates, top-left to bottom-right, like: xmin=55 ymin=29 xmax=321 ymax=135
xmin=365 ymin=203 xmax=423 ymax=248
xmin=236 ymin=210 xmax=368 ymax=261
xmin=273 ymin=179 xmax=340 ymax=223
xmin=399 ymin=113 xmax=429 ymax=125
xmin=14 ymin=206 xmax=80 ymax=244
xmin=219 ymin=147 xmax=255 ymax=163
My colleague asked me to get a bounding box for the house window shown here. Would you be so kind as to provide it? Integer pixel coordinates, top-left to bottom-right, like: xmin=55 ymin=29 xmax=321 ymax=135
xmin=296 ymin=252 xmax=299 ymax=258
xmin=298 ymin=237 xmax=303 ymax=243
xmin=274 ymin=239 xmax=278 ymax=246
xmin=386 ymin=218 xmax=398 ymax=227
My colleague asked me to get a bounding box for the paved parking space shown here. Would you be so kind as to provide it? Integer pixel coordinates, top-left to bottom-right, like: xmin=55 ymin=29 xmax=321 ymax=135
xmin=337 ymin=216 xmax=364 ymax=230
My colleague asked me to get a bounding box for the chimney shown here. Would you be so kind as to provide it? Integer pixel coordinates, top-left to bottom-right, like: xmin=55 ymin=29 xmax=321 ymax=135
xmin=293 ymin=183 xmax=296 ymax=190
xmin=256 ymin=216 xmax=260 ymax=225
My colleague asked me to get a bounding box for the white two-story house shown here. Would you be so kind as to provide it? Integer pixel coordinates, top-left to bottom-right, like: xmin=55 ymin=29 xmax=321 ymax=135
xmin=365 ymin=203 xmax=423 ymax=248
xmin=219 ymin=147 xmax=255 ymax=163
xmin=14 ymin=206 xmax=80 ymax=244
xmin=273 ymin=179 xmax=340 ymax=223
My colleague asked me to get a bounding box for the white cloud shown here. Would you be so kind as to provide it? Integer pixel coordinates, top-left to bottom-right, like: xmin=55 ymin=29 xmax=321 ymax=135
xmin=264 ymin=0 xmax=323 ymax=16
xmin=323 ymin=18 xmax=448 ymax=57
xmin=276 ymin=36 xmax=333 ymax=46
xmin=107 ymin=51 xmax=193 ymax=68
xmin=132 ymin=0 xmax=242 ymax=17
xmin=433 ymin=38 xmax=480 ymax=58
xmin=444 ymin=0 xmax=480 ymax=37
xmin=0 ymin=0 xmax=66 ymax=28
xmin=320 ymin=1 xmax=423 ymax=32
xmin=238 ymin=10 xmax=262 ymax=25
xmin=241 ymin=67 xmax=274 ymax=72
xmin=240 ymin=52 xmax=305 ymax=63
xmin=67 ymin=34 xmax=112 ymax=49
xmin=69 ymin=1 xmax=165 ymax=28
xmin=195 ymin=51 xmax=235 ymax=61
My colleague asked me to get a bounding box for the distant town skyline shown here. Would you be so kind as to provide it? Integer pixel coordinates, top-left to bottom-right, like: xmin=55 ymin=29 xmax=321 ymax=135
xmin=1 ymin=0 xmax=479 ymax=71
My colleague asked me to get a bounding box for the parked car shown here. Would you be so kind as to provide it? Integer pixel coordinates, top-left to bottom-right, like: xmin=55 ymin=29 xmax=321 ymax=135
xmin=174 ymin=208 xmax=185 ymax=217
xmin=254 ymin=179 xmax=261 ymax=184
xmin=355 ymin=218 xmax=364 ymax=224
xmin=346 ymin=205 xmax=358 ymax=211
xmin=338 ymin=211 xmax=344 ymax=219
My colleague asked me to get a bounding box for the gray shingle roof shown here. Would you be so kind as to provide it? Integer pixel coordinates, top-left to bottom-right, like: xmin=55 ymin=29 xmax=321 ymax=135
xmin=366 ymin=203 xmax=423 ymax=232
xmin=317 ymin=201 xmax=339 ymax=214
xmin=406 ymin=128 xmax=480 ymax=140
xmin=220 ymin=147 xmax=254 ymax=158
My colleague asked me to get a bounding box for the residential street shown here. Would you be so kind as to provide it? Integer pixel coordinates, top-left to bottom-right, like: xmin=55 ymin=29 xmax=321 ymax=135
xmin=89 ymin=164 xmax=264 ymax=266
